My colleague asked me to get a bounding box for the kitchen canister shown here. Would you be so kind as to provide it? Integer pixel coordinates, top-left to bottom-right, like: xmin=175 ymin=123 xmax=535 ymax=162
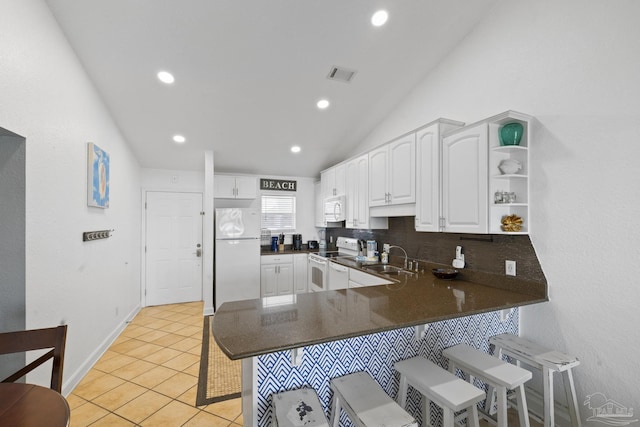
xmin=499 ymin=122 xmax=524 ymax=146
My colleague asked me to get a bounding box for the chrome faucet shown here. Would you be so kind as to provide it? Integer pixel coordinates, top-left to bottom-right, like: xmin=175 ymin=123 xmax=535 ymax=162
xmin=388 ymin=245 xmax=409 ymax=269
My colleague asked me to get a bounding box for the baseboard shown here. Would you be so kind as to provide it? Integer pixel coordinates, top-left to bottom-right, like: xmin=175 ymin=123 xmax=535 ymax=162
xmin=203 ymin=305 xmax=214 ymax=316
xmin=61 ymin=304 xmax=141 ymax=396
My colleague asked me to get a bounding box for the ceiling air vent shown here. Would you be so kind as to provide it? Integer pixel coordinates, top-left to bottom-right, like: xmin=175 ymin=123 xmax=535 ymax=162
xmin=327 ymin=66 xmax=357 ymax=83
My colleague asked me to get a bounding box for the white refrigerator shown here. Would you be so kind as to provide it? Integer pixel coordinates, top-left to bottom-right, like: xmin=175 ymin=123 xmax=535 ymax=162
xmin=215 ymin=208 xmax=261 ymax=310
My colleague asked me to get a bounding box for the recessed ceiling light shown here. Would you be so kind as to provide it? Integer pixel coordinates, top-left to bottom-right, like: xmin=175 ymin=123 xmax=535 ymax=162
xmin=291 ymin=146 xmax=301 ymax=153
xmin=172 ymin=134 xmax=186 ymax=144
xmin=157 ymin=71 xmax=175 ymax=84
xmin=317 ymin=99 xmax=330 ymax=109
xmin=371 ymin=10 xmax=388 ymax=27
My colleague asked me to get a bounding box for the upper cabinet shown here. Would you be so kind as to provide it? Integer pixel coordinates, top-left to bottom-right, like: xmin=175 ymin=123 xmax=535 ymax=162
xmin=317 ymin=111 xmax=532 ymax=235
xmin=321 ymin=163 xmax=346 ymax=199
xmin=438 ymin=111 xmax=532 ymax=234
xmin=441 ymin=123 xmax=489 ymax=233
xmin=345 ymin=154 xmax=388 ymax=230
xmin=369 ymin=134 xmax=416 ymax=210
xmin=415 ymin=120 xmax=464 ymax=232
xmin=214 ymin=175 xmax=257 ymax=199
xmin=314 ymin=181 xmax=326 ymax=227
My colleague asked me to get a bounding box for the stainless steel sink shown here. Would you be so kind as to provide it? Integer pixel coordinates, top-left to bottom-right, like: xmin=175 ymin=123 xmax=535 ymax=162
xmin=365 ymin=264 xmax=413 ymax=276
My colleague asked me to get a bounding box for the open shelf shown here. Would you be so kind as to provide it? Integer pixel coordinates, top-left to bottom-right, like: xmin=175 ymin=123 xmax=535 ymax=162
xmin=487 ymin=111 xmax=532 ymax=235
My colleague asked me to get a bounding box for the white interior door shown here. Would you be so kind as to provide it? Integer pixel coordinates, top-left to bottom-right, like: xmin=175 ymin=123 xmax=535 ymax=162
xmin=146 ymin=191 xmax=203 ymax=306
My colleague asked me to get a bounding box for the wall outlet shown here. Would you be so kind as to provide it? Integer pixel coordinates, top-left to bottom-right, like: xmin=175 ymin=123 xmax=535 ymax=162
xmin=383 ymin=243 xmax=390 ymax=253
xmin=505 ymin=260 xmax=516 ymax=276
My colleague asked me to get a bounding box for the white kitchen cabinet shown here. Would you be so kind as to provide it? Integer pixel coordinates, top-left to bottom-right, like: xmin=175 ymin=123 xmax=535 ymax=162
xmin=293 ymin=253 xmax=308 ymax=294
xmin=437 ymin=111 xmax=532 ymax=235
xmin=314 ymin=181 xmax=326 ymax=227
xmin=345 ymin=154 xmax=388 ymax=230
xmin=214 ymin=175 xmax=257 ymax=199
xmin=260 ymin=255 xmax=293 ymax=297
xmin=441 ymin=123 xmax=489 ymax=233
xmin=369 ymin=134 xmax=416 ymax=208
xmin=368 ymin=146 xmax=388 ymax=207
xmin=321 ymin=163 xmax=346 ymax=199
xmin=415 ymin=120 xmax=464 ymax=232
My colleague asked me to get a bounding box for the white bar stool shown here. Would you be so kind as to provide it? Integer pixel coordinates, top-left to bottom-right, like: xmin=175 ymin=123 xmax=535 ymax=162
xmin=329 ymin=371 xmax=417 ymax=427
xmin=394 ymin=356 xmax=486 ymax=427
xmin=443 ymin=343 xmax=532 ymax=427
xmin=489 ymin=333 xmax=582 ymax=427
xmin=272 ymin=387 xmax=330 ymax=427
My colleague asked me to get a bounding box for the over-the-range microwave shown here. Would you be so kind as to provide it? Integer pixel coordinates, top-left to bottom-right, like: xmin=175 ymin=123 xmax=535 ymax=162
xmin=324 ymin=195 xmax=346 ymax=222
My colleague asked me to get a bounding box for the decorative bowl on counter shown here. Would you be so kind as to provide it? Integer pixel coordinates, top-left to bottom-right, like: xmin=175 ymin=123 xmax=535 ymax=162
xmin=432 ymin=268 xmax=459 ymax=280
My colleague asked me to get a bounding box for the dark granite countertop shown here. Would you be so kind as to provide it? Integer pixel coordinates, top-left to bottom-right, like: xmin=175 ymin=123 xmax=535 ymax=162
xmin=212 ymin=259 xmax=548 ymax=360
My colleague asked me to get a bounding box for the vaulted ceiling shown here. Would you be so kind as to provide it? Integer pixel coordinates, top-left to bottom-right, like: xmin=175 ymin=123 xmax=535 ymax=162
xmin=46 ymin=0 xmax=496 ymax=177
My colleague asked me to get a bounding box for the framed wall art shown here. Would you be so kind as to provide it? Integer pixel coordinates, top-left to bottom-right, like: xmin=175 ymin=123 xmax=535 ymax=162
xmin=87 ymin=142 xmax=110 ymax=208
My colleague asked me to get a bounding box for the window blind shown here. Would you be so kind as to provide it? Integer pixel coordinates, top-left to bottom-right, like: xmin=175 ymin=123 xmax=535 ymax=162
xmin=261 ymin=195 xmax=296 ymax=231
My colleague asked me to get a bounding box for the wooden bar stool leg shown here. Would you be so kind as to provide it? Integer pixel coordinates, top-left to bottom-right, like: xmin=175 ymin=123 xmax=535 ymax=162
xmin=330 ymin=395 xmax=341 ymax=427
xmin=447 ymin=361 xmax=456 ymax=374
xmin=398 ymin=373 xmax=408 ymax=407
xmin=485 ymin=383 xmax=497 ymax=415
xmin=515 ymin=385 xmax=531 ymax=427
xmin=496 ymin=386 xmax=508 ymax=427
xmin=469 ymin=404 xmax=480 ymax=427
xmin=422 ymin=396 xmax=432 ymax=427
xmin=442 ymin=407 xmax=455 ymax=427
xmin=542 ymin=367 xmax=554 ymax=427
xmin=562 ymin=370 xmax=582 ymax=427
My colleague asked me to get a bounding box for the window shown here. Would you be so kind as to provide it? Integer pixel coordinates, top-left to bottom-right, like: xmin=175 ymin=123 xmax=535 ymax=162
xmin=261 ymin=195 xmax=296 ymax=231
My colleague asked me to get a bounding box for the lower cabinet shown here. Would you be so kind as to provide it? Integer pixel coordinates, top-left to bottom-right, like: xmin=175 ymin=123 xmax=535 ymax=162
xmin=261 ymin=253 xmax=308 ymax=296
xmin=293 ymin=254 xmax=308 ymax=294
xmin=260 ymin=255 xmax=293 ymax=297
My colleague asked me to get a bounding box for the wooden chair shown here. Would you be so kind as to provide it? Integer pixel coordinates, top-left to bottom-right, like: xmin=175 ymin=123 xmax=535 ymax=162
xmin=0 ymin=325 xmax=67 ymax=393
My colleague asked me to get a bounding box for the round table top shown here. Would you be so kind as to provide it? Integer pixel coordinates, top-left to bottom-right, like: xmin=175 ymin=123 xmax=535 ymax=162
xmin=0 ymin=383 xmax=70 ymax=427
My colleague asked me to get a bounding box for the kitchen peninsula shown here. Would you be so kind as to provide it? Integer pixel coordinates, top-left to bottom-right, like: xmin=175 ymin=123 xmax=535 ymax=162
xmin=212 ymin=262 xmax=547 ymax=427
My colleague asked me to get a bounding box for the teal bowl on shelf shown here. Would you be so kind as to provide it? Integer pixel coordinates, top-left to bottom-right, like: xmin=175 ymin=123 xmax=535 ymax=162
xmin=499 ymin=122 xmax=524 ymax=146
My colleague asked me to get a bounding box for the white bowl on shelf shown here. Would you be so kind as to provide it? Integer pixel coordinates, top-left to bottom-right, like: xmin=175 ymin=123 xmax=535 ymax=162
xmin=498 ymin=159 xmax=522 ymax=175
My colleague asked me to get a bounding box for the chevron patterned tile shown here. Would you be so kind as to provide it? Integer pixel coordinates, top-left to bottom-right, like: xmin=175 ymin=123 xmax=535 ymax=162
xmin=255 ymin=310 xmax=519 ymax=427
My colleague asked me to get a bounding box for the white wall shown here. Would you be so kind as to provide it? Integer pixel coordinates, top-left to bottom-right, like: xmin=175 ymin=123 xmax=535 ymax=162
xmin=214 ymin=173 xmax=321 ymax=245
xmin=0 ymin=0 xmax=142 ymax=394
xmin=353 ymin=0 xmax=640 ymax=417
xmin=141 ymin=168 xmax=204 ymax=191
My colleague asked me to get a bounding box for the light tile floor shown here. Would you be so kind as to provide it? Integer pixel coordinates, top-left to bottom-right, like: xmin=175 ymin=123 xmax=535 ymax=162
xmin=68 ymin=301 xmax=243 ymax=426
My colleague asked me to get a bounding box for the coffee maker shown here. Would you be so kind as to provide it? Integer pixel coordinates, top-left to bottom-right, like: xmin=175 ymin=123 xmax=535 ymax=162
xmin=292 ymin=234 xmax=303 ymax=250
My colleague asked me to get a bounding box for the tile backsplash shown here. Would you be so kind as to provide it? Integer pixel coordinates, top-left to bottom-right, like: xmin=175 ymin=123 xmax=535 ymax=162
xmin=325 ymin=217 xmax=546 ymax=283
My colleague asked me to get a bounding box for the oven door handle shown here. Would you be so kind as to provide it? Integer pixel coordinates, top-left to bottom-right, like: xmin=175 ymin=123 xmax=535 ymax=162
xmin=309 ymin=257 xmax=327 ymax=266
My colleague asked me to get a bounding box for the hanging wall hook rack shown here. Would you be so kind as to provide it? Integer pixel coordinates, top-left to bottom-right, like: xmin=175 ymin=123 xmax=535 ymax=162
xmin=83 ymin=229 xmax=114 ymax=241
